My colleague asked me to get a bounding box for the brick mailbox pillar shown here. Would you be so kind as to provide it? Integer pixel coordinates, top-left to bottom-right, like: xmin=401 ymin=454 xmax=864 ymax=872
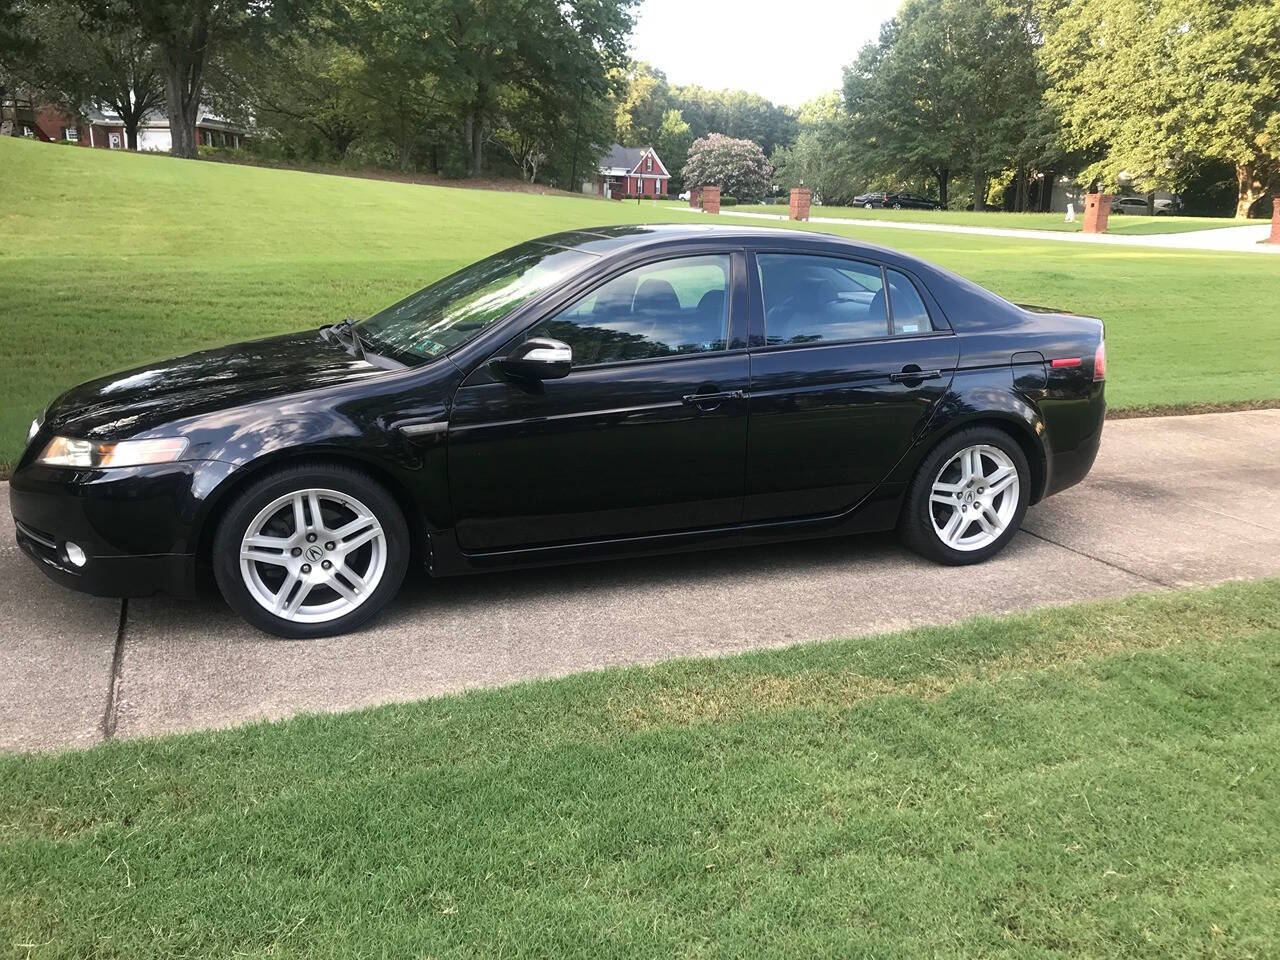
xmin=1270 ymin=196 xmax=1280 ymax=244
xmin=688 ymin=187 xmax=701 ymax=209
xmin=701 ymin=185 xmax=721 ymax=214
xmin=1082 ymin=193 xmax=1111 ymax=234
xmin=789 ymin=187 xmax=812 ymax=221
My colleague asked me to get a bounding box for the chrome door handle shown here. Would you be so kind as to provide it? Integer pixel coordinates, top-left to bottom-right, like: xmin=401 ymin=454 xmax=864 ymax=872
xmin=681 ymin=389 xmax=745 ymax=405
xmin=889 ymin=368 xmax=943 ymax=383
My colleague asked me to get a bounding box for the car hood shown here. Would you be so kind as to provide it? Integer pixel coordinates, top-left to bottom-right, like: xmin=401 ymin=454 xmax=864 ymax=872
xmin=43 ymin=331 xmax=388 ymax=441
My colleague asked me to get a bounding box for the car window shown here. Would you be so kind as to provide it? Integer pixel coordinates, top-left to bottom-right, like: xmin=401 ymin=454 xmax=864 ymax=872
xmin=757 ymin=253 xmax=888 ymax=345
xmin=528 ymin=254 xmax=731 ymax=366
xmin=886 ymin=269 xmax=935 ymax=335
xmin=359 ymin=241 xmax=593 ymax=363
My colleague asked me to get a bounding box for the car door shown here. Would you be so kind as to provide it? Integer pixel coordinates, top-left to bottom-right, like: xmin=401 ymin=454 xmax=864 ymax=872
xmin=447 ymin=251 xmax=750 ymax=552
xmin=742 ymin=250 xmax=960 ymax=523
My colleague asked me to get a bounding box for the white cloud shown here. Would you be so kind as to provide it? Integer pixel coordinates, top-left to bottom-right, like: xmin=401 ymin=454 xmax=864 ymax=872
xmin=629 ymin=0 xmax=901 ymax=107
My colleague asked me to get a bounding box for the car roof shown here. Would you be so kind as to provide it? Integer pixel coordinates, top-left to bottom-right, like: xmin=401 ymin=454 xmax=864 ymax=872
xmin=530 ymin=223 xmax=906 ymax=262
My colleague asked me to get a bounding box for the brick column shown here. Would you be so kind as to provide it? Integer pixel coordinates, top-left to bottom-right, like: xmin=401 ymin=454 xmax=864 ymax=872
xmin=1270 ymin=196 xmax=1280 ymax=244
xmin=789 ymin=187 xmax=811 ymax=221
xmin=688 ymin=187 xmax=701 ymax=209
xmin=1082 ymin=193 xmax=1111 ymax=234
xmin=702 ymin=185 xmax=721 ymax=214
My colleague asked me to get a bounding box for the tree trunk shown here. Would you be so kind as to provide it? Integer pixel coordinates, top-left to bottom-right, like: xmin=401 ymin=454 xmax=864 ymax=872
xmin=972 ymin=172 xmax=987 ymax=211
xmin=162 ymin=47 xmax=204 ymax=158
xmin=469 ymin=109 xmax=483 ymax=176
xmin=124 ymin=117 xmax=139 ymax=150
xmin=1236 ymin=162 xmax=1264 ymax=218
xmin=935 ymin=167 xmax=950 ymax=207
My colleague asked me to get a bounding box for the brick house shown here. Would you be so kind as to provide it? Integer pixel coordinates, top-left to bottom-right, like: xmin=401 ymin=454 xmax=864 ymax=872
xmin=13 ymin=101 xmax=245 ymax=151
xmin=596 ymin=145 xmax=669 ymax=198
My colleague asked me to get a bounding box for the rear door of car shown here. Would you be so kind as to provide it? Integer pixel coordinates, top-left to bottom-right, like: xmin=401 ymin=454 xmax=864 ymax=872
xmin=741 ymin=249 xmax=960 ymax=522
xmin=447 ymin=249 xmax=751 ymax=552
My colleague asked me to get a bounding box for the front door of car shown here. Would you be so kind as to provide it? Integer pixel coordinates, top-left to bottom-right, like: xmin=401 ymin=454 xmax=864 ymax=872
xmin=743 ymin=251 xmax=960 ymax=522
xmin=447 ymin=251 xmax=750 ymax=552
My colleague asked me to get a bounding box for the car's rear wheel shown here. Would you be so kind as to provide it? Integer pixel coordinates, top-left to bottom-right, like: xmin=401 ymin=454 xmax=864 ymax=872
xmin=900 ymin=427 xmax=1030 ymax=565
xmin=213 ymin=464 xmax=409 ymax=638
xmin=865 ymin=202 xmax=874 ymax=209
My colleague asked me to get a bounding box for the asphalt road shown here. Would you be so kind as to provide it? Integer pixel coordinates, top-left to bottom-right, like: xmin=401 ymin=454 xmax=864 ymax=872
xmin=3 ymin=409 xmax=1278 ymax=753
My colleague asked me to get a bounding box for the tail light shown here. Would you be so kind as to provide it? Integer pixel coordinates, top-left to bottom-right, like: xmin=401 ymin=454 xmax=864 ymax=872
xmin=1093 ymin=339 xmax=1106 ymax=381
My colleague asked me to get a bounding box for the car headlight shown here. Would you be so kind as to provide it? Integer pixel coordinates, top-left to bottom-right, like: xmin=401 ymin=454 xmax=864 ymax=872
xmin=37 ymin=436 xmax=188 ymax=468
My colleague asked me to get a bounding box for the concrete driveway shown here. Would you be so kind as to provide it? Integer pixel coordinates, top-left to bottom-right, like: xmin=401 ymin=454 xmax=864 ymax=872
xmin=3 ymin=409 xmax=1278 ymax=753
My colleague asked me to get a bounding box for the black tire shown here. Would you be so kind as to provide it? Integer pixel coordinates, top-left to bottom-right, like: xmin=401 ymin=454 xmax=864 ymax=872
xmin=212 ymin=462 xmax=410 ymax=638
xmin=899 ymin=426 xmax=1030 ymax=565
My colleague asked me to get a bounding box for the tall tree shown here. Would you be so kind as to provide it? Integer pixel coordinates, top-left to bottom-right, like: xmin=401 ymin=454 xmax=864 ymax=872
xmin=843 ymin=0 xmax=1042 ymax=208
xmin=772 ymin=92 xmax=858 ymax=204
xmin=8 ymin=0 xmax=164 ymax=149
xmin=1040 ymin=0 xmax=1280 ymax=217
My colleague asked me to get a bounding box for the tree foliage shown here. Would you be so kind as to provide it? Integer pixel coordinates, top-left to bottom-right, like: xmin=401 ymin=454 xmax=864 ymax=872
xmin=771 ymin=92 xmax=858 ymax=204
xmin=1040 ymin=0 xmax=1280 ymax=216
xmin=681 ymin=133 xmax=773 ymax=199
xmin=843 ymin=0 xmax=1042 ymax=208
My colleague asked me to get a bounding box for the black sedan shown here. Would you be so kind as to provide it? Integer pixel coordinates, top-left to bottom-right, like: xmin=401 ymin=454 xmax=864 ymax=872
xmin=854 ymin=193 xmax=944 ymax=210
xmin=12 ymin=225 xmax=1105 ymax=638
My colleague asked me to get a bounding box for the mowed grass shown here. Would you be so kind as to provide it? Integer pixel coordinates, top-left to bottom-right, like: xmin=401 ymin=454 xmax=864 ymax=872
xmin=2 ymin=579 xmax=1279 ymax=958
xmin=3 ymin=137 xmax=1279 ymax=471
xmin=709 ymin=201 xmax=1245 ymax=235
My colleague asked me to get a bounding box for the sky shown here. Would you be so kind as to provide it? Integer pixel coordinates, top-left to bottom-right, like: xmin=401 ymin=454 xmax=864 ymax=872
xmin=628 ymin=0 xmax=902 ymax=108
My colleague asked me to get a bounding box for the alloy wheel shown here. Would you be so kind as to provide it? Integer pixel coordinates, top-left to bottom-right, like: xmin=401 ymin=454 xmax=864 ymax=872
xmin=238 ymin=487 xmax=387 ymax=623
xmin=928 ymin=444 xmax=1020 ymax=551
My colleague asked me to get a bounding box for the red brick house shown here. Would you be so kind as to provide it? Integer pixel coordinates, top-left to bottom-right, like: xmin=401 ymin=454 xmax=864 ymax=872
xmin=596 ymin=145 xmax=669 ymax=198
xmin=8 ymin=101 xmax=244 ymax=151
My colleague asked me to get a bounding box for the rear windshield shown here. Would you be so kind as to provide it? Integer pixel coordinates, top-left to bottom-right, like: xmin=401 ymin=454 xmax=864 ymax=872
xmin=358 ymin=241 xmax=593 ymax=363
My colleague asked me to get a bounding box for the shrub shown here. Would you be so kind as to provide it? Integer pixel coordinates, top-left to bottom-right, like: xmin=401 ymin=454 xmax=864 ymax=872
xmin=681 ymin=134 xmax=773 ymax=200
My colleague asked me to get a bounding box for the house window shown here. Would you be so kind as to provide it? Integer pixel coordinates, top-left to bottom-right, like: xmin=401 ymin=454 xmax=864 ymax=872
xmin=645 ymin=155 xmax=653 ymax=172
xmin=62 ymin=126 xmax=79 ymax=142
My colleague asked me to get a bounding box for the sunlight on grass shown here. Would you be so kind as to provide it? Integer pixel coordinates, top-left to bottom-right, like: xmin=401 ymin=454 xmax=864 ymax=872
xmin=2 ymin=579 xmax=1278 ymax=958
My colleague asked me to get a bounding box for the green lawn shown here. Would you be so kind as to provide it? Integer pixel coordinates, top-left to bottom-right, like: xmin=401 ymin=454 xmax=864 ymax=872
xmin=703 ymin=201 xmax=1246 ymax=235
xmin=3 ymin=579 xmax=1278 ymax=958
xmin=3 ymin=138 xmax=1279 ymax=472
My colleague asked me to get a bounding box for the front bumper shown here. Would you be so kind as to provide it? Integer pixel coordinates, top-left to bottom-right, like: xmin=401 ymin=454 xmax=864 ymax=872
xmin=9 ymin=458 xmax=236 ymax=598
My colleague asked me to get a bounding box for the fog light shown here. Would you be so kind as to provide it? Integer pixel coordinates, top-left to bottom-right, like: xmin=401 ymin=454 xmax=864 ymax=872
xmin=64 ymin=542 xmax=87 ymax=567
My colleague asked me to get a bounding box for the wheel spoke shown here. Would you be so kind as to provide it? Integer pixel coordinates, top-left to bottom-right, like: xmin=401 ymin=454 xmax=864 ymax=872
xmin=979 ymin=505 xmax=1001 ymax=533
xmin=241 ymin=535 xmax=292 ymax=567
xmin=930 ymin=491 xmax=957 ymax=507
xmin=281 ymin=578 xmax=313 ymax=618
xmin=307 ymin=491 xmax=325 ymax=532
xmin=933 ymin=479 xmax=964 ymax=494
xmin=271 ymin=571 xmax=301 ymax=615
xmin=338 ymin=524 xmax=380 ymax=553
xmin=334 ymin=562 xmax=369 ymax=596
xmin=327 ymin=572 xmax=359 ymax=603
xmin=986 ymin=468 xmax=1016 ymax=497
xmin=291 ymin=494 xmax=307 ymax=536
xmin=940 ymin=507 xmax=966 ymax=545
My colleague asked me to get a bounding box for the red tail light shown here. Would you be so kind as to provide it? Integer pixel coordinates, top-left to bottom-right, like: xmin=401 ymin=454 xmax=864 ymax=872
xmin=1094 ymin=339 xmax=1106 ymax=381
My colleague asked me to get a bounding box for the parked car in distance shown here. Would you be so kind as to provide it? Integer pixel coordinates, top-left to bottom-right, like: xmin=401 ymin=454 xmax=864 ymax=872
xmin=854 ymin=192 xmax=944 ymax=210
xmin=12 ymin=225 xmax=1106 ymax=638
xmin=1110 ymin=196 xmax=1178 ymax=215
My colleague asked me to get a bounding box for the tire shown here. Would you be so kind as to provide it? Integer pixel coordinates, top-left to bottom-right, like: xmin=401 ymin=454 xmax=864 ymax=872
xmin=899 ymin=426 xmax=1030 ymax=565
xmin=893 ymin=203 xmax=902 ymax=209
xmin=212 ymin=462 xmax=410 ymax=638
xmin=865 ymin=202 xmax=874 ymax=209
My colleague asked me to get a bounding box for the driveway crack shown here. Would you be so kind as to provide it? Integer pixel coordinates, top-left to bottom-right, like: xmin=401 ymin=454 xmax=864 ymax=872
xmin=1020 ymin=528 xmax=1173 ymax=589
xmin=102 ymin=598 xmax=128 ymax=740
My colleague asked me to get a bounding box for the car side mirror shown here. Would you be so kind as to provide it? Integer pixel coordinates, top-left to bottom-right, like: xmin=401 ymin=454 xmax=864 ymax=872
xmin=496 ymin=337 xmax=572 ymax=381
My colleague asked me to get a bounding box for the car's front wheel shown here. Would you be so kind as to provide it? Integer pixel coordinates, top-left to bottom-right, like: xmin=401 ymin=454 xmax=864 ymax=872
xmin=900 ymin=427 xmax=1030 ymax=565
xmin=213 ymin=463 xmax=410 ymax=638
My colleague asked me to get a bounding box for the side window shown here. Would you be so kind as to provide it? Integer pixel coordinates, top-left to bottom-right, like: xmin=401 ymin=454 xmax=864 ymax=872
xmin=529 ymin=254 xmax=731 ymax=367
xmin=757 ymin=254 xmax=888 ymax=345
xmin=886 ymin=269 xmax=934 ymax=335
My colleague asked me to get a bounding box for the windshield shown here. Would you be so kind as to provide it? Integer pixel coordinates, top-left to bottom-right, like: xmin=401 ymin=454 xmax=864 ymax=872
xmin=358 ymin=241 xmax=594 ymax=363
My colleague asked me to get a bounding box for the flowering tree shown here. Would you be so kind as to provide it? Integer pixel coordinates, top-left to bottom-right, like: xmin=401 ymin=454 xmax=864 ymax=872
xmin=682 ymin=133 xmax=773 ymax=199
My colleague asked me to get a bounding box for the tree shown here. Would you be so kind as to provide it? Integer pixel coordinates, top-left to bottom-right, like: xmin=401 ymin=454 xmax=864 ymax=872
xmin=843 ymin=0 xmax=1042 ymax=208
xmin=772 ymin=93 xmax=858 ymax=204
xmin=1 ymin=0 xmax=164 ymax=149
xmin=682 ymin=133 xmax=773 ymax=199
xmin=1040 ymin=0 xmax=1280 ymax=217
xmin=655 ymin=108 xmax=691 ymax=187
